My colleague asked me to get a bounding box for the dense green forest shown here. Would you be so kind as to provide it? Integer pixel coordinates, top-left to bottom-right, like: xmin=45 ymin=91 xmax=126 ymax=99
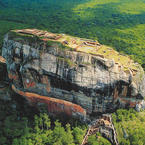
xmin=0 ymin=0 xmax=145 ymax=144
xmin=0 ymin=94 xmax=144 ymax=145
xmin=0 ymin=93 xmax=111 ymax=145
xmin=0 ymin=0 xmax=145 ymax=69
xmin=112 ymin=109 xmax=145 ymax=145
xmin=0 ymin=91 xmax=86 ymax=145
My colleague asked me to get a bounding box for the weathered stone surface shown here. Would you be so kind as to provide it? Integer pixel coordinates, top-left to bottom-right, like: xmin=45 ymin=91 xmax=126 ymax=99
xmin=135 ymin=100 xmax=145 ymax=112
xmin=2 ymin=29 xmax=145 ymax=120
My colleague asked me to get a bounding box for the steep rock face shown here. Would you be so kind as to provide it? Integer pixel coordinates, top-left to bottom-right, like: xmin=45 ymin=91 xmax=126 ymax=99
xmin=2 ymin=29 xmax=145 ymax=120
xmin=0 ymin=56 xmax=7 ymax=82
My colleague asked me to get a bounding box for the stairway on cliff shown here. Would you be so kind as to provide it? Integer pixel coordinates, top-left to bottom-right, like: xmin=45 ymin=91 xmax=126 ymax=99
xmin=81 ymin=114 xmax=119 ymax=145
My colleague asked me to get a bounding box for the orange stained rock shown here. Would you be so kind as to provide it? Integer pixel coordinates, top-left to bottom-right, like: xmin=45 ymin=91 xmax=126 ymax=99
xmin=122 ymin=86 xmax=128 ymax=96
xmin=113 ymin=88 xmax=119 ymax=100
xmin=41 ymin=76 xmax=49 ymax=85
xmin=46 ymin=86 xmax=51 ymax=93
xmin=24 ymin=80 xmax=36 ymax=88
xmin=120 ymin=98 xmax=139 ymax=107
xmin=12 ymin=85 xmax=86 ymax=116
xmin=42 ymin=38 xmax=49 ymax=41
xmin=104 ymin=120 xmax=111 ymax=126
xmin=8 ymin=73 xmax=18 ymax=80
xmin=0 ymin=56 xmax=6 ymax=63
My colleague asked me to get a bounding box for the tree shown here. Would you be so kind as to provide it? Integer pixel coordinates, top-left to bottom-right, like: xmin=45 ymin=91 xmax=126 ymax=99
xmin=73 ymin=127 xmax=85 ymax=144
xmin=88 ymin=134 xmax=99 ymax=145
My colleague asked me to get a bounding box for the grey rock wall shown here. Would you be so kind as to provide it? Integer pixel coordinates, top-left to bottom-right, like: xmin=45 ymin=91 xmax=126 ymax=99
xmin=2 ymin=32 xmax=145 ymax=118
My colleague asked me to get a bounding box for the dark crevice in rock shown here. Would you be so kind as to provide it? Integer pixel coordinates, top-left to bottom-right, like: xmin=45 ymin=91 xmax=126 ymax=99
xmin=29 ymin=68 xmax=41 ymax=83
xmin=16 ymin=66 xmax=24 ymax=88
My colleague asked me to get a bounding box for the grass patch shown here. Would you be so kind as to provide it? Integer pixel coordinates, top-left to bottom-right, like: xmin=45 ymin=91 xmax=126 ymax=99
xmin=57 ymin=56 xmax=76 ymax=67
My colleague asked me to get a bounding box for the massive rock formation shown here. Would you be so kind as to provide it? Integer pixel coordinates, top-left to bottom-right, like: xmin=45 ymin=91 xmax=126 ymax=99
xmin=2 ymin=29 xmax=145 ymax=120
